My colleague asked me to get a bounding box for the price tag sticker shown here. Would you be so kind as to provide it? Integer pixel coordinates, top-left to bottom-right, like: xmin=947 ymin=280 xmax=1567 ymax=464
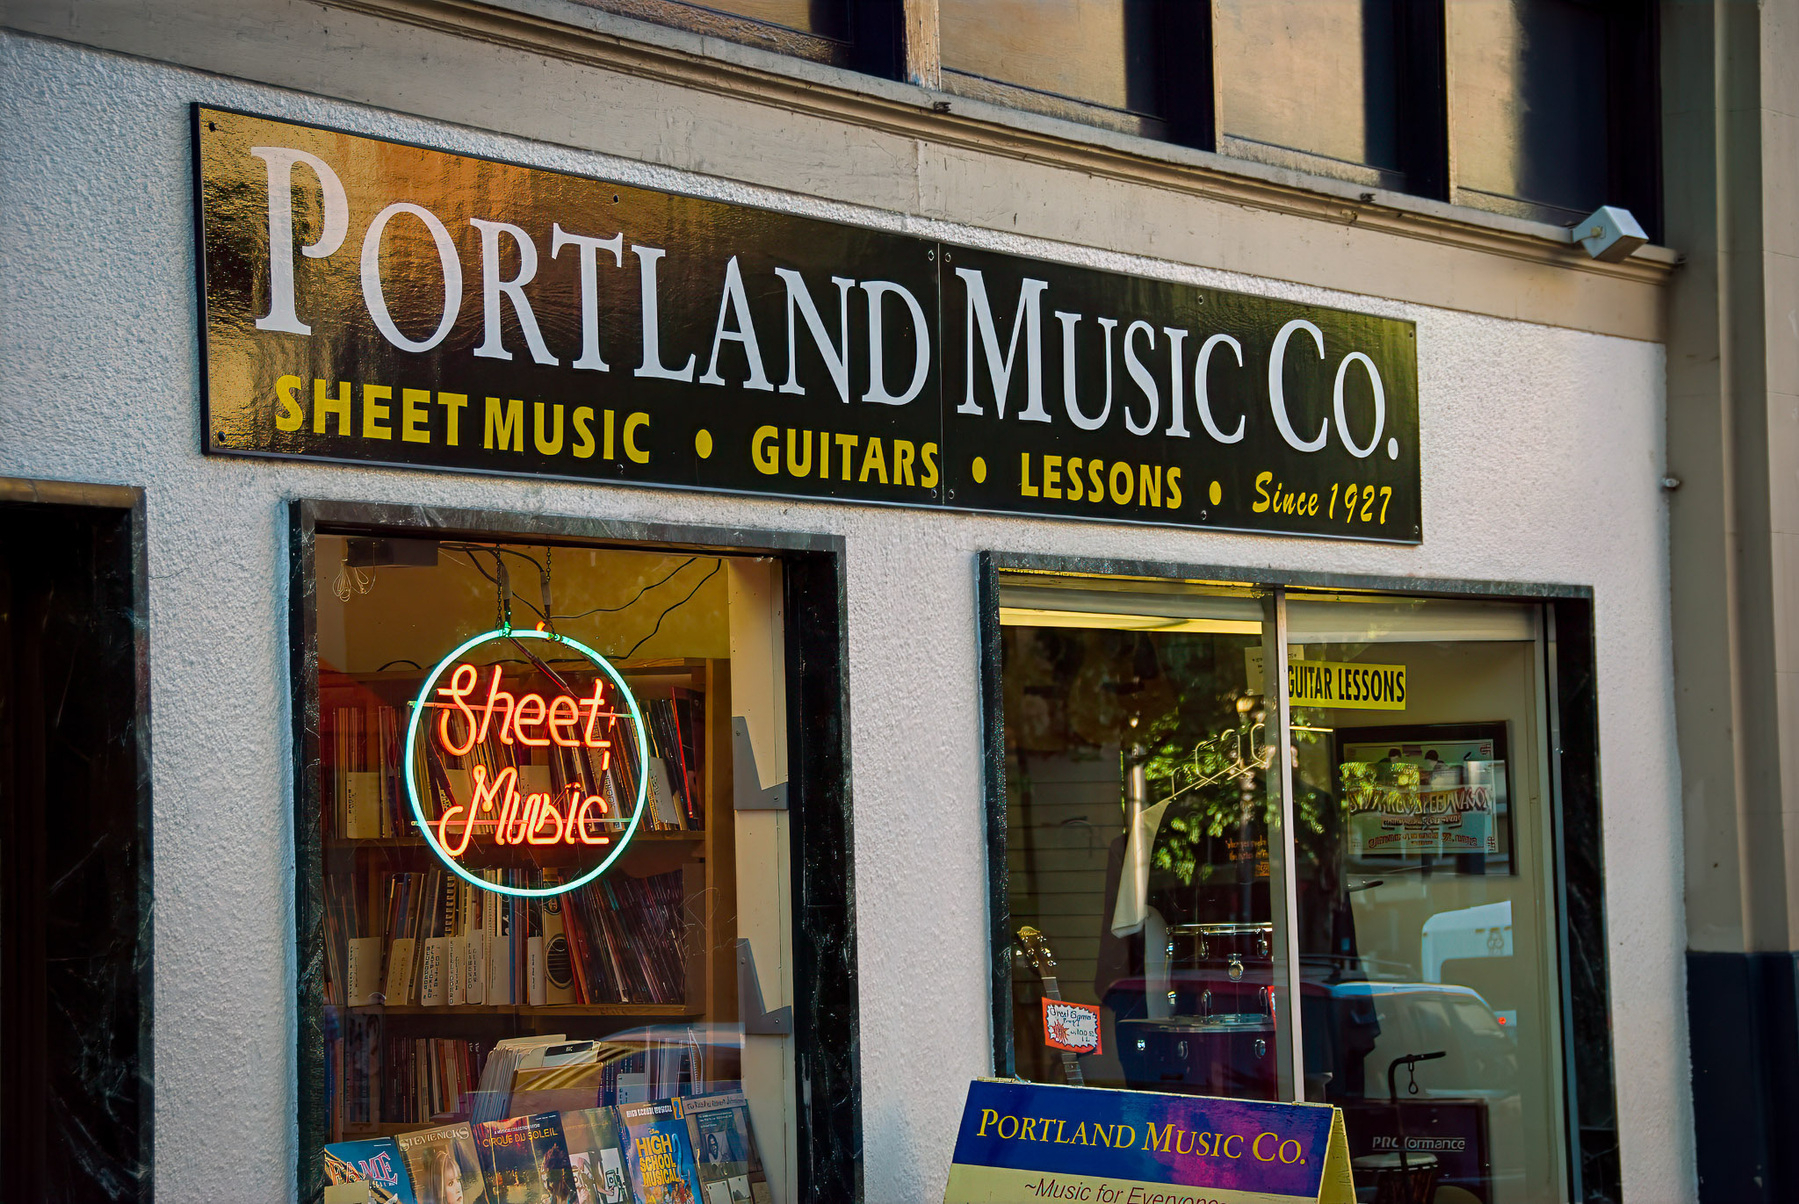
xmin=1043 ymin=998 xmax=1102 ymax=1055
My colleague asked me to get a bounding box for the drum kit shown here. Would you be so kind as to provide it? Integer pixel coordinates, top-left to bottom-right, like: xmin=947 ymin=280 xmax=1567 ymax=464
xmin=1116 ymin=919 xmax=1279 ymax=1100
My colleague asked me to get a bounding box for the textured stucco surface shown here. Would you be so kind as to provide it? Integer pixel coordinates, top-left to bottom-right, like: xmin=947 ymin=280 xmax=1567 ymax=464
xmin=0 ymin=31 xmax=1692 ymax=1204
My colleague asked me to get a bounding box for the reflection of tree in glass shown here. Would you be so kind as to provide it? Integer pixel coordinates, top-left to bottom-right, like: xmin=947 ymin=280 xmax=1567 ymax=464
xmin=1001 ymin=627 xmax=1173 ymax=754
xmin=1134 ymin=641 xmax=1338 ymax=892
xmin=1135 ymin=638 xmax=1271 ymax=890
xmin=1002 ymin=623 xmax=1359 ymax=975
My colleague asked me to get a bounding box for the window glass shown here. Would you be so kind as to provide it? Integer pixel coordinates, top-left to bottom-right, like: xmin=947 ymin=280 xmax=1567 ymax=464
xmin=1448 ymin=0 xmax=1610 ymax=221
xmin=940 ymin=0 xmax=1158 ymax=117
xmin=1285 ymin=593 xmax=1566 ymax=1203
xmin=999 ymin=580 xmax=1292 ymax=1097
xmin=311 ymin=534 xmax=796 ymax=1202
xmin=1214 ymin=0 xmax=1401 ymax=178
xmin=996 ymin=575 xmax=1568 ymax=1204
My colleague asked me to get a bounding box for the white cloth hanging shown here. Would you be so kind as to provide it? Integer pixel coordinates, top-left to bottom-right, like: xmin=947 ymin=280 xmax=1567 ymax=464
xmin=1111 ymin=798 xmax=1171 ymax=937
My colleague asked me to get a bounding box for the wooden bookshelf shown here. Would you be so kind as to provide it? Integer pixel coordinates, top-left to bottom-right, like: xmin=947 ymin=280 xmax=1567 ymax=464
xmin=343 ymin=1122 xmax=440 ymax=1138
xmin=331 ymin=1003 xmax=704 ymax=1018
xmin=324 ymin=830 xmax=706 ymax=850
xmin=320 ymin=655 xmax=738 ymax=1135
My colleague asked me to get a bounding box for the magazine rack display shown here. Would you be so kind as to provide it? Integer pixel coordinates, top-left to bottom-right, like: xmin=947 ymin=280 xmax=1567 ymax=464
xmin=324 ymin=1089 xmax=774 ymax=1204
xmin=319 ymin=655 xmax=741 ymax=1140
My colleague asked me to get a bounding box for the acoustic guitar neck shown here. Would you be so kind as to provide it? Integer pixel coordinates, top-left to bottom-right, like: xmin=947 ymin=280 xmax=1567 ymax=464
xmin=1018 ymin=926 xmax=1084 ymax=1086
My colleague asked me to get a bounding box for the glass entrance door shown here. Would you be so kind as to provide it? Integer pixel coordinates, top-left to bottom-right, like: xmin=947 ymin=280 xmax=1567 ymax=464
xmin=1281 ymin=591 xmax=1566 ymax=1204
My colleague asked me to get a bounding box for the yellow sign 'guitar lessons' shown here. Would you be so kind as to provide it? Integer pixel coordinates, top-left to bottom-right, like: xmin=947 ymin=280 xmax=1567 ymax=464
xmin=1287 ymin=660 xmax=1406 ymax=711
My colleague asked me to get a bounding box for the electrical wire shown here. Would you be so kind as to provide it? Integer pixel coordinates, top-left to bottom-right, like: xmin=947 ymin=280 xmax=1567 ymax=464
xmin=441 ymin=542 xmax=546 ymax=575
xmin=617 ymin=558 xmax=723 ymax=660
xmin=442 ymin=543 xmax=554 ymax=630
xmin=551 ymin=557 xmax=701 ymax=621
xmin=439 ymin=543 xmax=721 ymax=656
xmin=445 ymin=549 xmax=550 ymax=626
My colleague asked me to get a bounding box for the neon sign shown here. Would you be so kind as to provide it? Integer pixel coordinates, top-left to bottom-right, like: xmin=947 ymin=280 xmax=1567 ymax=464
xmin=403 ymin=627 xmax=648 ymax=897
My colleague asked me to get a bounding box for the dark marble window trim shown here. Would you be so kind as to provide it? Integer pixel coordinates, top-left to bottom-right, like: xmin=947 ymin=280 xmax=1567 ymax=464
xmin=288 ymin=499 xmax=858 ymax=1203
xmin=975 ymin=551 xmax=1619 ymax=1203
xmin=0 ymin=475 xmax=154 ymax=1202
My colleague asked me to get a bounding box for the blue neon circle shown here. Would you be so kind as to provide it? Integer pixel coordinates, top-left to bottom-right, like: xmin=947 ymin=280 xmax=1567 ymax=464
xmin=402 ymin=627 xmax=649 ymax=898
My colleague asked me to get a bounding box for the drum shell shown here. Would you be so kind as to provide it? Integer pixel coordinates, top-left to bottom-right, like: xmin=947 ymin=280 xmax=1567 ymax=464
xmin=1116 ymin=1017 xmax=1278 ymax=1100
xmin=1165 ymin=922 xmax=1275 ymax=1020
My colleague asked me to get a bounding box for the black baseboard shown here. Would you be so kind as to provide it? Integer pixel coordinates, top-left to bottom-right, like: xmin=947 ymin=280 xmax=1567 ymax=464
xmin=1688 ymin=950 xmax=1799 ymax=1201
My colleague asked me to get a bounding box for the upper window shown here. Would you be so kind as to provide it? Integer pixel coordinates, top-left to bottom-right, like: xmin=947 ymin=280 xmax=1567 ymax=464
xmin=1213 ymin=0 xmax=1405 ymax=187
xmin=1446 ymin=0 xmax=1642 ymax=225
xmin=575 ymin=0 xmax=852 ymax=63
xmin=935 ymin=0 xmax=1657 ymax=234
xmin=940 ymin=0 xmax=1165 ymax=136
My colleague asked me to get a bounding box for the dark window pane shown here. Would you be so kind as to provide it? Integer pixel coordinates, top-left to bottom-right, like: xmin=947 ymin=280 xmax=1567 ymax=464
xmin=1449 ymin=0 xmax=1611 ymax=220
xmin=681 ymin=0 xmax=847 ymax=39
xmin=575 ymin=0 xmax=851 ymax=59
xmin=1215 ymin=0 xmax=1401 ymax=177
xmin=941 ymin=0 xmax=1159 ymax=116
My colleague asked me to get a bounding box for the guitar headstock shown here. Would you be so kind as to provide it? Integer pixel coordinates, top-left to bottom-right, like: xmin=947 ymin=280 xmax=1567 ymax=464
xmin=1016 ymin=925 xmax=1056 ymax=976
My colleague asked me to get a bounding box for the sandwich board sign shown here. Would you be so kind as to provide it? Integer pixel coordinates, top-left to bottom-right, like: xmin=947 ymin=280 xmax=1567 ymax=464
xmin=944 ymin=1080 xmax=1354 ymax=1204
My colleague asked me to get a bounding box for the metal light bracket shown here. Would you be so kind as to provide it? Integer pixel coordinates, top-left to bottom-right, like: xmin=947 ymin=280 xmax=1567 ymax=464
xmin=732 ymin=716 xmax=789 ymax=811
xmin=737 ymin=938 xmax=793 ymax=1035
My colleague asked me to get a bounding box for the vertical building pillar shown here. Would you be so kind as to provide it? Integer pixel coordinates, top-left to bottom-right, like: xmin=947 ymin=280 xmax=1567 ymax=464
xmin=1665 ymin=2 xmax=1799 ymax=1198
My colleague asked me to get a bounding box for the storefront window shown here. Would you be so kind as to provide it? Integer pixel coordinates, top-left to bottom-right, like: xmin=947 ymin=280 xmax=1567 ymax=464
xmin=306 ymin=529 xmax=803 ymax=1202
xmin=0 ymin=493 xmax=149 ymax=1200
xmin=996 ymin=573 xmax=1569 ymax=1203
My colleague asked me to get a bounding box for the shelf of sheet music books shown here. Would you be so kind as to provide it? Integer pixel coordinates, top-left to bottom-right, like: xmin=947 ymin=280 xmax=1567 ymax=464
xmin=323 ymin=1088 xmax=774 ymax=1204
xmin=317 ymin=657 xmax=746 ymax=1147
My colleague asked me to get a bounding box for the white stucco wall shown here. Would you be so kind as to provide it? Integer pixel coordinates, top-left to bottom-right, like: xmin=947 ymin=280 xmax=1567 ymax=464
xmin=0 ymin=30 xmax=1691 ymax=1204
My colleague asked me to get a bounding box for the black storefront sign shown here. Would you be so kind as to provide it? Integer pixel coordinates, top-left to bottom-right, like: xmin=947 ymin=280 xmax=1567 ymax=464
xmin=196 ymin=107 xmax=1421 ymax=541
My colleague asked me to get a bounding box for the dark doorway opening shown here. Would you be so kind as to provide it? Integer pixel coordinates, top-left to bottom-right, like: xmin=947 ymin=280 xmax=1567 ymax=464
xmin=0 ymin=485 xmax=151 ymax=1202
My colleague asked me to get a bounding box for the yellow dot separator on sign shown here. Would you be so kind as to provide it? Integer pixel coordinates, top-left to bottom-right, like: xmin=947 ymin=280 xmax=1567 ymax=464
xmin=972 ymin=456 xmax=987 ymax=484
xmin=694 ymin=428 xmax=713 ymax=459
xmin=1209 ymin=480 xmax=1222 ymax=505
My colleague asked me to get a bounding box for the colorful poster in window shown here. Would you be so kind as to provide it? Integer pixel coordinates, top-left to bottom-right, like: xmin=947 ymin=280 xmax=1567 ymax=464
xmin=683 ymin=1092 xmax=773 ymax=1204
xmin=324 ymin=1137 xmax=418 ymax=1203
xmin=395 ymin=1122 xmax=487 ymax=1204
xmin=474 ymin=1112 xmax=571 ymax=1203
xmin=1339 ymin=733 xmax=1506 ymax=857
xmin=620 ymin=1099 xmax=704 ymax=1204
xmin=557 ymin=1106 xmax=635 ymax=1204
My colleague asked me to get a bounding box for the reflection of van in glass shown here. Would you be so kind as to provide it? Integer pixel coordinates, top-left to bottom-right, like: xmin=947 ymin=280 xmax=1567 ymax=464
xmin=1422 ymin=901 xmax=1514 ymax=987
xmin=1306 ymin=982 xmax=1519 ymax=1204
xmin=1306 ymin=982 xmax=1517 ymax=1098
